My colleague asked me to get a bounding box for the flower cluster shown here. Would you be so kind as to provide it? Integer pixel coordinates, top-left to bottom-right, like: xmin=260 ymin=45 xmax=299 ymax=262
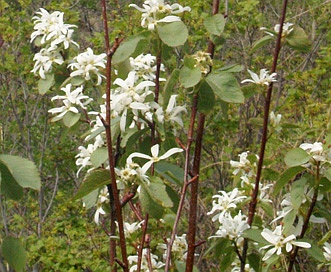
xmin=129 ymin=0 xmax=191 ymax=30
xmin=68 ymin=48 xmax=107 ymax=85
xmin=192 ymin=51 xmax=213 ymax=75
xmin=300 ymin=142 xmax=331 ymax=164
xmin=48 ymin=84 xmax=92 ymax=121
xmin=31 ymin=8 xmax=78 ymax=79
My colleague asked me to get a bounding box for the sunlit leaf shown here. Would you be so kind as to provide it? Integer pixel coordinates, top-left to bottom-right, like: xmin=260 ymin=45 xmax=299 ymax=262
xmin=62 ymin=111 xmax=81 ymax=127
xmin=179 ymin=66 xmax=201 ymax=88
xmin=206 ymin=72 xmax=244 ymax=103
xmin=284 ymin=148 xmax=310 ymax=167
xmin=273 ymin=166 xmax=305 ymax=195
xmin=90 ymin=147 xmax=108 ymax=168
xmin=157 ymin=21 xmax=188 ymax=47
xmin=287 ymin=26 xmax=311 ymax=52
xmin=204 ymin=14 xmax=225 ymax=36
xmin=38 ymin=73 xmax=54 ymax=95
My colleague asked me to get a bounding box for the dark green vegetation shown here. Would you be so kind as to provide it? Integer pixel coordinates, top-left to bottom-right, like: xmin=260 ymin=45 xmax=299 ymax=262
xmin=1 ymin=0 xmax=331 ymax=271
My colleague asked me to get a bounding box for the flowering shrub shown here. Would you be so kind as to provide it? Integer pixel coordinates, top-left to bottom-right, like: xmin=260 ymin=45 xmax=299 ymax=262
xmin=24 ymin=1 xmax=331 ymax=272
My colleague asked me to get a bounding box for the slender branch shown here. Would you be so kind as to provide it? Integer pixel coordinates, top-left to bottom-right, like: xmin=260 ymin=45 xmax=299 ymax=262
xmin=137 ymin=214 xmax=149 ymax=272
xmin=164 ymin=96 xmax=198 ymax=270
xmin=240 ymin=0 xmax=288 ymax=270
xmin=287 ymin=162 xmax=321 ymax=271
xmin=101 ymin=0 xmax=128 ymax=271
xmin=185 ymin=1 xmax=220 ymax=270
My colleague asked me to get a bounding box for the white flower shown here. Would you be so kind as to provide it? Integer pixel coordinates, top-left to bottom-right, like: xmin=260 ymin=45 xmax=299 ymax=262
xmin=155 ymin=95 xmax=186 ymax=127
xmin=241 ymin=69 xmax=277 ymax=86
xmin=127 ymin=144 xmax=183 ymax=173
xmin=323 ymin=242 xmax=331 ymax=261
xmin=48 ymin=84 xmax=92 ymax=121
xmin=207 ymin=188 xmax=246 ymax=222
xmin=260 ymin=22 xmax=294 ymax=37
xmin=31 ymin=8 xmax=77 ymax=48
xmin=269 ymin=111 xmax=282 ymax=128
xmin=230 ymin=151 xmax=258 ymax=178
xmin=260 ymin=225 xmax=311 ymax=261
xmin=210 ymin=211 xmax=250 ymax=241
xmin=123 ymin=221 xmax=144 ymax=236
xmin=68 ymin=48 xmax=107 ymax=85
xmin=158 ymin=234 xmax=188 ymax=261
xmin=129 ymin=0 xmax=191 ymax=31
xmin=31 ymin=47 xmax=64 ymax=78
xmin=130 ymin=53 xmax=165 ymax=81
xmin=299 ymin=142 xmax=326 ymax=162
xmin=94 ymin=187 xmax=109 ymax=224
xmin=128 ymin=248 xmax=165 ymax=272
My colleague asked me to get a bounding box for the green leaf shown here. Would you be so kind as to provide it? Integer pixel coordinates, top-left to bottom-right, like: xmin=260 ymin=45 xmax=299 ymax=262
xmin=319 ymin=230 xmax=331 ymax=245
xmin=273 ymin=166 xmax=305 ymax=195
xmin=284 ymin=148 xmax=310 ymax=167
xmin=306 ymin=241 xmax=325 ymax=262
xmin=324 ymin=168 xmax=331 ymax=182
xmin=113 ymin=34 xmax=148 ymax=64
xmin=248 ymin=252 xmax=261 ymax=272
xmin=139 ymin=185 xmax=164 ymax=219
xmin=82 ymin=189 xmax=99 ymax=209
xmin=206 ymin=72 xmax=244 ymax=103
xmin=0 ymin=161 xmax=23 ymax=200
xmin=217 ymin=64 xmax=244 ymax=73
xmin=157 ymin=21 xmax=188 ymax=47
xmin=164 ymin=69 xmax=180 ymax=105
xmin=204 ymin=14 xmax=225 ymax=36
xmin=197 ymin=79 xmax=215 ymax=114
xmin=243 ymin=228 xmax=266 ymax=245
xmin=62 ymin=111 xmax=81 ymax=127
xmin=143 ymin=176 xmax=173 ymax=208
xmin=0 ymin=154 xmax=41 ymax=190
xmin=282 ymin=209 xmax=297 ymax=233
xmin=38 ymin=73 xmax=54 ymax=95
xmin=154 ymin=162 xmax=184 ymax=186
xmin=287 ymin=26 xmax=311 ymax=52
xmin=259 ymin=201 xmax=273 ymax=218
xmin=90 ymin=147 xmax=108 ymax=168
xmin=1 ymin=236 xmax=27 ymax=272
xmin=179 ymin=66 xmax=201 ymax=88
xmin=220 ymin=249 xmax=236 ymax=271
xmin=290 ymin=177 xmax=306 ymax=210
xmin=70 ymin=76 xmax=85 ymax=86
xmin=73 ymin=169 xmax=110 ymax=200
xmin=251 ymin=35 xmax=274 ymax=52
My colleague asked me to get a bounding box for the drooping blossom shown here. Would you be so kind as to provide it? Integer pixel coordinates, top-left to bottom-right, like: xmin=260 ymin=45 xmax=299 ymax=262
xmin=68 ymin=48 xmax=107 ymax=85
xmin=207 ymin=188 xmax=246 ymax=222
xmin=129 ymin=0 xmax=191 ymax=30
xmin=261 ymin=22 xmax=294 ymax=37
xmin=128 ymin=248 xmax=165 ymax=271
xmin=260 ymin=225 xmax=311 ymax=261
xmin=241 ymin=69 xmax=277 ymax=86
xmin=127 ymin=144 xmax=183 ymax=174
xmin=158 ymin=234 xmax=188 ymax=261
xmin=94 ymin=186 xmax=109 ymax=224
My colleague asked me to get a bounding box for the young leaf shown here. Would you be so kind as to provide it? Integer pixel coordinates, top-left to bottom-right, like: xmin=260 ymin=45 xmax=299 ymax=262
xmin=206 ymin=72 xmax=244 ymax=103
xmin=179 ymin=66 xmax=201 ymax=88
xmin=0 ymin=154 xmax=41 ymax=190
xmin=90 ymin=147 xmax=108 ymax=168
xmin=286 ymin=26 xmax=311 ymax=52
xmin=62 ymin=111 xmax=81 ymax=127
xmin=197 ymin=79 xmax=215 ymax=114
xmin=204 ymin=14 xmax=225 ymax=36
xmin=251 ymin=35 xmax=274 ymax=52
xmin=164 ymin=69 xmax=180 ymax=105
xmin=82 ymin=189 xmax=99 ymax=209
xmin=38 ymin=73 xmax=54 ymax=95
xmin=273 ymin=166 xmax=305 ymax=195
xmin=143 ymin=176 xmax=173 ymax=208
xmin=157 ymin=21 xmax=188 ymax=47
xmin=113 ymin=34 xmax=148 ymax=64
xmin=284 ymin=148 xmax=310 ymax=167
xmin=1 ymin=236 xmax=27 ymax=272
xmin=290 ymin=177 xmax=306 ymax=210
xmin=73 ymin=169 xmax=110 ymax=200
xmin=139 ymin=185 xmax=164 ymax=219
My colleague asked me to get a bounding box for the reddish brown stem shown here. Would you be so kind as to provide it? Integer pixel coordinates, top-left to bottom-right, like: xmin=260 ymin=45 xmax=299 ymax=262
xmin=101 ymin=0 xmax=128 ymax=271
xmin=240 ymin=0 xmax=288 ymax=271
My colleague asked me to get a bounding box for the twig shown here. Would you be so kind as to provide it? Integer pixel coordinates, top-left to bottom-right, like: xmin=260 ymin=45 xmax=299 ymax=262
xmin=240 ymin=0 xmax=288 ymax=271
